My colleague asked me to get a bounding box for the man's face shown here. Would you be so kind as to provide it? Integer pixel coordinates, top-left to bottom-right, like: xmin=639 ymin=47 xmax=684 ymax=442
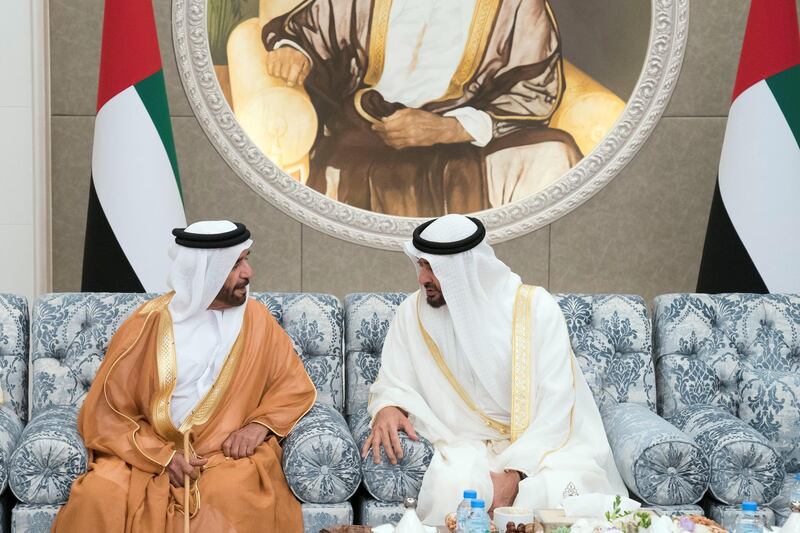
xmin=209 ymin=249 xmax=252 ymax=310
xmin=417 ymin=259 xmax=445 ymax=308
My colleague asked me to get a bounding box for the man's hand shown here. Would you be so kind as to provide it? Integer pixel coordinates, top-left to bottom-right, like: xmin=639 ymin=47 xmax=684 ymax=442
xmin=360 ymin=406 xmax=419 ymax=465
xmin=489 ymin=470 xmax=521 ymax=515
xmin=222 ymin=422 xmax=270 ymax=459
xmin=371 ymin=108 xmax=474 ymax=150
xmin=166 ymin=453 xmax=208 ymax=488
xmin=266 ymin=47 xmax=311 ymax=87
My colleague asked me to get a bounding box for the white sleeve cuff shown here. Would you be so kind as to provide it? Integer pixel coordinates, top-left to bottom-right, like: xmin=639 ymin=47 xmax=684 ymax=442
xmin=444 ymin=107 xmax=493 ymax=147
xmin=273 ymin=39 xmax=313 ymax=67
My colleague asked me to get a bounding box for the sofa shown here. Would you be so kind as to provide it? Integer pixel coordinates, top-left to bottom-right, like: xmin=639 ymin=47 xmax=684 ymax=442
xmin=8 ymin=293 xmax=361 ymax=533
xmin=0 ymin=295 xmax=29 ymax=533
xmin=344 ymin=293 xmax=710 ymax=526
xmin=653 ymin=293 xmax=800 ymax=527
xmin=5 ymin=291 xmax=798 ymax=532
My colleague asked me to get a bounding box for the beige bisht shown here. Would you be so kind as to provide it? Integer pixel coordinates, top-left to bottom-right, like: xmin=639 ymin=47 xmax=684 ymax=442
xmin=51 ymin=295 xmax=317 ymax=533
xmin=368 ymin=216 xmax=627 ymax=526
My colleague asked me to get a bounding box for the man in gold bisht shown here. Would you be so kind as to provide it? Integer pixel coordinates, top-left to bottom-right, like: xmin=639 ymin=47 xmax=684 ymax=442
xmin=362 ymin=215 xmax=627 ymax=525
xmin=262 ymin=0 xmax=582 ymax=217
xmin=52 ymin=220 xmax=317 ymax=532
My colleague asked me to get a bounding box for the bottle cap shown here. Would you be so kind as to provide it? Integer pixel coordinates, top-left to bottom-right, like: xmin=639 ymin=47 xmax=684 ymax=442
xmin=463 ymin=490 xmax=477 ymax=499
xmin=471 ymin=499 xmax=485 ymax=509
xmin=795 ymin=472 xmax=800 ymax=481
xmin=404 ymin=497 xmax=417 ymax=509
xmin=741 ymin=501 xmax=758 ymax=511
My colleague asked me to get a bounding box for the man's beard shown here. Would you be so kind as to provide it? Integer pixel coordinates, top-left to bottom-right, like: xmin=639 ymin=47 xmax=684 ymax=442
xmin=215 ymin=282 xmax=248 ymax=307
xmin=424 ymin=284 xmax=446 ymax=308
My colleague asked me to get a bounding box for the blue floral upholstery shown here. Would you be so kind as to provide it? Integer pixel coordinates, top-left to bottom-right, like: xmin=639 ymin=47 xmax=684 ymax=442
xmin=668 ymin=405 xmax=784 ymax=505
xmin=769 ymin=471 xmax=800 ymax=526
xmin=555 ymin=294 xmax=706 ymax=506
xmin=8 ymin=407 xmax=84 ymax=505
xmin=356 ymin=495 xmax=405 ymax=526
xmin=252 ymin=293 xmax=345 ymax=412
xmin=344 ymin=293 xmax=409 ymax=419
xmin=0 ymin=405 xmax=24 ymax=493
xmin=12 ymin=292 xmax=354 ymax=531
xmin=603 ymin=403 xmax=709 ymax=504
xmin=555 ymin=294 xmax=655 ymax=412
xmin=0 ymin=294 xmax=30 ymax=533
xmin=350 ymin=409 xmax=433 ymax=502
xmin=10 ymin=504 xmax=60 ymax=533
xmin=30 ymin=293 xmax=154 ymax=416
xmin=283 ymin=402 xmax=361 ymax=504
xmin=654 ymin=294 xmax=800 ymax=513
xmin=301 ymin=502 xmax=354 ymax=533
xmin=0 ymin=295 xmax=29 ymax=424
xmin=706 ymin=502 xmax=776 ymax=529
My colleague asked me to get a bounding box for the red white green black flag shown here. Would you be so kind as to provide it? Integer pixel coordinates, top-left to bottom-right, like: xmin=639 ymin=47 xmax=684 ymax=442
xmin=697 ymin=0 xmax=800 ymax=293
xmin=82 ymin=0 xmax=186 ymax=292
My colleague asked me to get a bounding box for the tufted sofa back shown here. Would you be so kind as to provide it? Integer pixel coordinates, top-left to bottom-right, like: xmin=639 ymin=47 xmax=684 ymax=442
xmin=555 ymin=294 xmax=655 ymax=412
xmin=344 ymin=293 xmax=409 ymax=419
xmin=653 ymin=293 xmax=800 ymax=471
xmin=251 ymin=293 xmax=344 ymax=411
xmin=30 ymin=292 xmax=344 ymax=418
xmin=344 ymin=292 xmax=655 ymax=418
xmin=0 ymin=294 xmax=29 ymax=422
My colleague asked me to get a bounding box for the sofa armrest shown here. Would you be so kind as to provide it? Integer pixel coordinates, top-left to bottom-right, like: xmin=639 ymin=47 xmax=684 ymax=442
xmin=0 ymin=404 xmax=24 ymax=493
xmin=602 ymin=402 xmax=710 ymax=505
xmin=349 ymin=408 xmax=434 ymax=502
xmin=9 ymin=406 xmax=86 ymax=505
xmin=282 ymin=402 xmax=361 ymax=504
xmin=668 ymin=404 xmax=785 ymax=505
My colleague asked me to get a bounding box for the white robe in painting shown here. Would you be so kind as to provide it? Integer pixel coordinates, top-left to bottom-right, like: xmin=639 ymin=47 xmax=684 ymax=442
xmin=368 ymin=287 xmax=627 ymax=526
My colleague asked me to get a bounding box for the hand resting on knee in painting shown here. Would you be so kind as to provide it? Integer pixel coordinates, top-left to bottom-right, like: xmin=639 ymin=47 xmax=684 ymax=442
xmin=361 ymin=406 xmax=419 ymax=465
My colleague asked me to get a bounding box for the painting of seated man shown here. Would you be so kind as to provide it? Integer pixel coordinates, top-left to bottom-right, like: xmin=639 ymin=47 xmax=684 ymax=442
xmin=211 ymin=0 xmax=644 ymax=217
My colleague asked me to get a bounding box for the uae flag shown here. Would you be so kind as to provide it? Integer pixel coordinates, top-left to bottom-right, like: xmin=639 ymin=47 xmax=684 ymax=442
xmin=81 ymin=0 xmax=186 ymax=292
xmin=697 ymin=0 xmax=800 ymax=294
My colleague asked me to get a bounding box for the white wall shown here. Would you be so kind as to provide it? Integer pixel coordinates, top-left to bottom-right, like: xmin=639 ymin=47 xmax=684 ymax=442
xmin=0 ymin=1 xmax=50 ymax=304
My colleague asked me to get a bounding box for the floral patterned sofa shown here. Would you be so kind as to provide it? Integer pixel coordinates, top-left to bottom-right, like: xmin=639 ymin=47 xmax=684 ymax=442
xmin=7 ymin=292 xmax=361 ymax=533
xmin=344 ymin=292 xmax=710 ymax=526
xmin=0 ymin=295 xmax=29 ymax=533
xmin=654 ymin=293 xmax=800 ymax=527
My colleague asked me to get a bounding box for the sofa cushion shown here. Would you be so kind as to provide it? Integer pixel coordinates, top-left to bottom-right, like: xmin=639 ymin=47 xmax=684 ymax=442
xmin=653 ymin=294 xmax=800 ymax=424
xmin=669 ymin=405 xmax=785 ymax=505
xmin=350 ymin=409 xmax=433 ymax=503
xmin=602 ymin=403 xmax=709 ymax=505
xmin=253 ymin=293 xmax=345 ymax=412
xmin=0 ymin=294 xmax=30 ymax=423
xmin=11 ymin=503 xmax=62 ymax=533
xmin=282 ymin=403 xmax=361 ymax=504
xmin=9 ymin=407 xmax=86 ymax=505
xmin=739 ymin=368 xmax=800 ymax=472
xmin=555 ymin=294 xmax=655 ymax=412
xmin=0 ymin=403 xmax=24 ymax=493
xmin=344 ymin=293 xmax=409 ymax=418
xmin=301 ymin=502 xmax=353 ymax=533
xmin=30 ymin=293 xmax=153 ymax=416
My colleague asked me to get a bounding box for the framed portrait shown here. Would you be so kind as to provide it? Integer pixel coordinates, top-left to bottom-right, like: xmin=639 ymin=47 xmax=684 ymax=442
xmin=174 ymin=0 xmax=688 ymax=248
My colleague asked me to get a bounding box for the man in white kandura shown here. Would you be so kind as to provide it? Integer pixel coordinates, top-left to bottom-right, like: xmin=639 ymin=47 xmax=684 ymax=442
xmin=362 ymin=214 xmax=627 ymax=526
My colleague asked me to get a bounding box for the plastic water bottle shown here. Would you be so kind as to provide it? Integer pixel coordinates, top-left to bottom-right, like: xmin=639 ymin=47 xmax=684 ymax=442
xmin=466 ymin=499 xmax=490 ymax=533
xmin=734 ymin=501 xmax=763 ymax=533
xmin=781 ymin=473 xmax=800 ymax=533
xmin=456 ymin=490 xmax=477 ymax=533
